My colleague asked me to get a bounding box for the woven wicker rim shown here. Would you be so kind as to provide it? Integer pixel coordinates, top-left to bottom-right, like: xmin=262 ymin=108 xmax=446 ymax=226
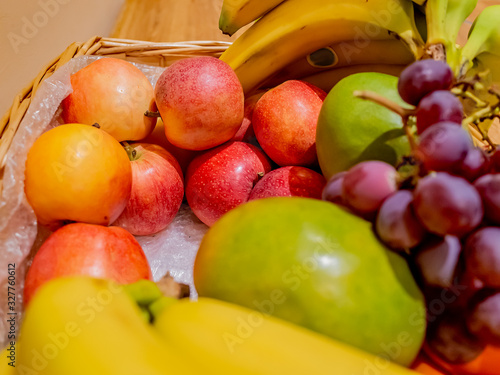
xmin=0 ymin=36 xmax=230 ymax=188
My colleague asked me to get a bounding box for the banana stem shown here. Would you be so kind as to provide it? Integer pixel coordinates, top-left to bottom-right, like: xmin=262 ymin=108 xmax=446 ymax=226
xmin=424 ymin=0 xmax=449 ymax=61
xmin=353 ymin=90 xmax=418 ymax=152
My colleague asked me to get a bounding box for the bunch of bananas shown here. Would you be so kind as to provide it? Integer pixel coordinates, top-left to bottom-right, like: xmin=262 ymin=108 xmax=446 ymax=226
xmin=218 ymin=0 xmax=500 ymax=96
xmin=2 ymin=276 xmax=420 ymax=375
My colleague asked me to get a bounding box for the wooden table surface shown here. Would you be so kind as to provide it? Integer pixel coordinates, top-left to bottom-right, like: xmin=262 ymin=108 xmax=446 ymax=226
xmin=111 ymin=0 xmax=499 ymax=43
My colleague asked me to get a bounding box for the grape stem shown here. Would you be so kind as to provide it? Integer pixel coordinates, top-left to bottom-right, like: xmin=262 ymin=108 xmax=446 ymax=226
xmin=451 ymin=87 xmax=488 ymax=108
xmin=353 ymin=90 xmax=418 ymax=152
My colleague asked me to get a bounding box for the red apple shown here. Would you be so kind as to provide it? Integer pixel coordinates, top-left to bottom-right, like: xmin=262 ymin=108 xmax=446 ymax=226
xmin=252 ymin=80 xmax=326 ymax=166
xmin=249 ymin=166 xmax=326 ymax=201
xmin=230 ymin=91 xmax=265 ymax=143
xmin=112 ymin=143 xmax=184 ymax=236
xmin=23 ymin=223 xmax=152 ymax=306
xmin=155 ymin=56 xmax=244 ymax=151
xmin=186 ymin=141 xmax=271 ymax=226
xmin=140 ymin=119 xmax=201 ymax=175
xmin=61 ymin=57 xmax=157 ymax=142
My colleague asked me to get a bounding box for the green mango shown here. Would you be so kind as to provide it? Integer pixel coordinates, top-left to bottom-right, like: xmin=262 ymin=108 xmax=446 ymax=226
xmin=194 ymin=197 xmax=426 ymax=366
xmin=316 ymin=72 xmax=410 ymax=180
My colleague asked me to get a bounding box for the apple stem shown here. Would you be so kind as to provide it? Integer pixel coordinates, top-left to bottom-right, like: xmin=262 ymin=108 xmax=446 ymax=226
xmin=92 ymin=123 xmax=101 ymax=129
xmin=353 ymin=90 xmax=419 ymax=153
xmin=121 ymin=141 xmax=138 ymax=161
xmin=145 ymin=110 xmax=161 ymax=118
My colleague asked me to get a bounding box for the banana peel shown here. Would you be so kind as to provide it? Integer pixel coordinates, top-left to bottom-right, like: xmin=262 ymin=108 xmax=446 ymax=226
xmin=10 ymin=276 xmax=421 ymax=374
xmin=152 ymin=295 xmax=421 ymax=375
xmin=0 ymin=347 xmax=15 ymax=375
xmin=14 ymin=276 xmax=200 ymax=375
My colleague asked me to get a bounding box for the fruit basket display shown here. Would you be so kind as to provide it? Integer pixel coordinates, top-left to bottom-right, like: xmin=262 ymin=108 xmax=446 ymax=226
xmin=2 ymin=0 xmax=500 ymax=374
xmin=0 ymin=34 xmax=230 ymax=311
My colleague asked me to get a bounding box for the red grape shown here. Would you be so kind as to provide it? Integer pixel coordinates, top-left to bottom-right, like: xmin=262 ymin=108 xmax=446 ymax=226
xmin=322 ymin=172 xmax=346 ymax=206
xmin=464 ymin=227 xmax=500 ymax=288
xmin=416 ymin=122 xmax=473 ymax=172
xmin=455 ymin=147 xmax=491 ymax=182
xmin=427 ymin=311 xmax=486 ymax=364
xmin=414 ymin=235 xmax=461 ymax=288
xmin=375 ymin=190 xmax=427 ymax=250
xmin=474 ymin=173 xmax=500 ymax=224
xmin=467 ymin=292 xmax=500 ymax=346
xmin=341 ymin=161 xmax=398 ymax=214
xmin=416 ymin=90 xmax=463 ymax=134
xmin=490 ymin=149 xmax=500 ymax=172
xmin=398 ymin=60 xmax=454 ymax=106
xmin=413 ymin=172 xmax=483 ymax=237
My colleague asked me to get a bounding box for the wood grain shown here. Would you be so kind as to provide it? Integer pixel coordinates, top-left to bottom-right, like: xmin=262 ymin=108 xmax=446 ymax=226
xmin=111 ymin=0 xmax=249 ymax=42
xmin=112 ymin=0 xmax=498 ymax=43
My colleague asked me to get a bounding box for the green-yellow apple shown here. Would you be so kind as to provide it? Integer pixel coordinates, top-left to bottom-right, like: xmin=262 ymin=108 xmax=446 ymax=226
xmin=316 ymin=72 xmax=410 ymax=179
xmin=194 ymin=197 xmax=426 ymax=366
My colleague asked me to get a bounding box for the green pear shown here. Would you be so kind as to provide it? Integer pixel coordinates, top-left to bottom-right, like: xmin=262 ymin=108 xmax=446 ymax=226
xmin=194 ymin=197 xmax=426 ymax=366
xmin=317 ymin=72 xmax=410 ymax=179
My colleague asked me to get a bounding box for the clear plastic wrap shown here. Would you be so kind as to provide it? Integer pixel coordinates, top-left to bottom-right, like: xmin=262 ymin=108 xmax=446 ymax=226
xmin=0 ymin=56 xmax=208 ymax=347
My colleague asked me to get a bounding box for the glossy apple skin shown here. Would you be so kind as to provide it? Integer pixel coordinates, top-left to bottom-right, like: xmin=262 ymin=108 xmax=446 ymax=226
xmin=140 ymin=118 xmax=201 ymax=175
xmin=252 ymin=80 xmax=326 ymax=167
xmin=154 ymin=56 xmax=244 ymax=151
xmin=24 ymin=124 xmax=132 ymax=230
xmin=186 ymin=141 xmax=271 ymax=226
xmin=249 ymin=166 xmax=326 ymax=201
xmin=23 ymin=223 xmax=152 ymax=306
xmin=230 ymin=91 xmax=265 ymax=143
xmin=112 ymin=143 xmax=184 ymax=236
xmin=61 ymin=57 xmax=157 ymax=142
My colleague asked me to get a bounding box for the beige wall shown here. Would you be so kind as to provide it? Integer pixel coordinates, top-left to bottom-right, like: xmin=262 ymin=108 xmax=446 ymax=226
xmin=0 ymin=0 xmax=125 ymax=116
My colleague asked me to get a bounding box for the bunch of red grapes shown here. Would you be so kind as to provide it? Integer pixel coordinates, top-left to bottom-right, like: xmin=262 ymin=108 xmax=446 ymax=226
xmin=323 ymin=59 xmax=500 ymax=364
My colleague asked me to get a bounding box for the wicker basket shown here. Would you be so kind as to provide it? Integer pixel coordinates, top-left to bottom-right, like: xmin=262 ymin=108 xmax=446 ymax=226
xmin=0 ymin=36 xmax=230 ymax=194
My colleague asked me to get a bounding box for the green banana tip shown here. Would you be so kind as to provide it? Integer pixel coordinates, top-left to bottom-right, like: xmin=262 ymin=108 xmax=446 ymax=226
xmin=123 ymin=279 xmax=163 ymax=307
xmin=149 ymin=296 xmax=180 ymax=321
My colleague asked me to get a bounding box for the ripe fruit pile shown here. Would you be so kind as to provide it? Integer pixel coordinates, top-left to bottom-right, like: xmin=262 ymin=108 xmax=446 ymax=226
xmin=323 ymin=58 xmax=500 ymax=366
xmin=22 ymin=56 xmax=328 ymax=308
xmin=11 ymin=1 xmax=500 ymax=374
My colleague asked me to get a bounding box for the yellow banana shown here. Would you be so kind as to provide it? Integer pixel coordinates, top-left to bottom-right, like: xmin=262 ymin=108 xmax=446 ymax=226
xmin=15 ymin=277 xmax=201 ymax=375
xmin=300 ymin=64 xmax=406 ymax=92
xmin=443 ymin=0 xmax=478 ymax=70
xmin=423 ymin=0 xmax=449 ymax=51
xmin=265 ymin=38 xmax=414 ymax=87
xmin=459 ymin=5 xmax=500 ymax=78
xmin=444 ymin=0 xmax=477 ymax=47
xmin=219 ymin=0 xmax=425 ymax=94
xmin=413 ymin=2 xmax=428 ymax=42
xmin=153 ymin=296 xmax=419 ymax=375
xmin=0 ymin=347 xmax=15 ymax=375
xmin=414 ymin=0 xmax=477 ymax=71
xmin=219 ymin=0 xmax=286 ymax=36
